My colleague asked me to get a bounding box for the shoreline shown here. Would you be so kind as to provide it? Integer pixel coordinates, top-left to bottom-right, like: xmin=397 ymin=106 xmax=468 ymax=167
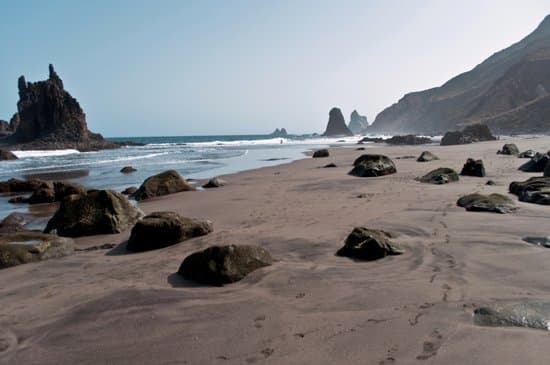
xmin=2 ymin=136 xmax=550 ymax=364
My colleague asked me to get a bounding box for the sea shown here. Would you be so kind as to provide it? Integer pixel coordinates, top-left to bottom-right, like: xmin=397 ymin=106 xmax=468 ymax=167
xmin=0 ymin=133 xmax=395 ymax=228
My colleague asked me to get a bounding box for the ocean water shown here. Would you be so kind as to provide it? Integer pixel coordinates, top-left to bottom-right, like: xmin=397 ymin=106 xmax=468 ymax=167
xmin=0 ymin=134 xmax=373 ymax=226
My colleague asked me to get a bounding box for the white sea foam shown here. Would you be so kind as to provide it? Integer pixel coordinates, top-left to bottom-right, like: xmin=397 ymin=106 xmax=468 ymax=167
xmin=11 ymin=149 xmax=80 ymax=158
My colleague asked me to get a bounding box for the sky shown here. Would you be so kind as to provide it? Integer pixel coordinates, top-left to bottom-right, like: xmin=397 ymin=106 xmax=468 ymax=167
xmin=1 ymin=0 xmax=549 ymax=137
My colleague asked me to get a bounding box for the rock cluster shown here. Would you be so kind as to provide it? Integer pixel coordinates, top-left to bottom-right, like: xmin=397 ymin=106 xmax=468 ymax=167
xmin=509 ymin=177 xmax=550 ymax=205
xmin=440 ymin=124 xmax=496 ymax=146
xmin=384 ymin=135 xmax=432 ymax=145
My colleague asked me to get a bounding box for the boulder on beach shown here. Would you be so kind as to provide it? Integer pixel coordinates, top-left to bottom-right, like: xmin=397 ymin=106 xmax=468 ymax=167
xmin=460 ymin=158 xmax=486 ymax=177
xmin=323 ymin=162 xmax=337 ymax=168
xmin=134 ymin=169 xmax=195 ymax=201
xmin=127 ymin=212 xmax=213 ymax=252
xmin=440 ymin=124 xmax=496 ymax=146
xmin=418 ymin=168 xmax=459 ymax=184
xmin=486 ymin=180 xmax=496 ymax=186
xmin=417 ymin=151 xmax=439 ymax=162
xmin=203 ymin=177 xmax=225 ymax=188
xmin=518 ymin=150 xmax=537 ymax=159
xmin=384 ymin=135 xmax=432 ymax=145
xmin=53 ymin=181 xmax=86 ymax=200
xmin=509 ymin=177 xmax=550 ymax=205
xmin=474 ymin=301 xmax=550 ymax=331
xmin=497 ymin=143 xmax=519 ymax=155
xmin=27 ymin=183 xmax=55 ymax=204
xmin=0 ymin=149 xmax=18 ymax=160
xmin=336 ymin=227 xmax=404 ymax=261
xmin=177 ymin=244 xmax=273 ymax=286
xmin=457 ymin=193 xmax=516 ymax=213
xmin=44 ymin=190 xmax=143 ymax=237
xmin=322 ymin=107 xmax=353 ymax=137
xmin=120 ymin=166 xmax=137 ymax=174
xmin=26 ymin=181 xmax=86 ymax=205
xmin=312 ymin=149 xmax=329 ymax=158
xmin=349 ymin=154 xmax=397 ymax=177
xmin=518 ymin=152 xmax=549 ymax=172
xmin=0 ymin=231 xmax=74 ymax=269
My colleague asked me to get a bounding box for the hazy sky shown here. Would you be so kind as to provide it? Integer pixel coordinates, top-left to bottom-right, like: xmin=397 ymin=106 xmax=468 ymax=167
xmin=1 ymin=0 xmax=549 ymax=137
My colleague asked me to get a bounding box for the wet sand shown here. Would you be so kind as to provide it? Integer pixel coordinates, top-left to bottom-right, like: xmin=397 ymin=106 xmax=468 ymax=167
xmin=1 ymin=137 xmax=550 ymax=364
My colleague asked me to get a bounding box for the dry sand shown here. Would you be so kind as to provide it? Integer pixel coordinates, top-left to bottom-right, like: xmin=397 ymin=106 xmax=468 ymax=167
xmin=1 ymin=137 xmax=550 ymax=364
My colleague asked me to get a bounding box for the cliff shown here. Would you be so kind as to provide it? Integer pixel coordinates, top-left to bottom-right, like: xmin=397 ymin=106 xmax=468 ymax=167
xmin=369 ymin=15 xmax=550 ymax=135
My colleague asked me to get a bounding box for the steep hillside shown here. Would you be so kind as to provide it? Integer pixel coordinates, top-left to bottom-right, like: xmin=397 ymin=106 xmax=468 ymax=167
xmin=369 ymin=15 xmax=550 ymax=134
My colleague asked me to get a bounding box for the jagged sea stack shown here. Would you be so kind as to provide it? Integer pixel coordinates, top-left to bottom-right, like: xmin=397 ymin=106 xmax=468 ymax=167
xmin=348 ymin=110 xmax=369 ymax=134
xmin=8 ymin=64 xmax=117 ymax=151
xmin=322 ymin=107 xmax=353 ymax=137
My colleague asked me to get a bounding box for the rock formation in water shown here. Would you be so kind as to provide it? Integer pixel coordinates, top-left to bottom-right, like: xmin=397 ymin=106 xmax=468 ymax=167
xmin=1 ymin=64 xmax=118 ymax=151
xmin=369 ymin=15 xmax=550 ymax=135
xmin=322 ymin=107 xmax=353 ymax=137
xmin=347 ymin=110 xmax=369 ymax=134
xmin=269 ymin=128 xmax=288 ymax=137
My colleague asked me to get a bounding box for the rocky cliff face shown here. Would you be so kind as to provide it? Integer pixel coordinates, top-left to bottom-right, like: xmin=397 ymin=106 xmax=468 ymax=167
xmin=348 ymin=110 xmax=369 ymax=134
xmin=322 ymin=107 xmax=353 ymax=137
xmin=3 ymin=65 xmax=117 ymax=151
xmin=369 ymin=15 xmax=550 ymax=135
xmin=269 ymin=128 xmax=288 ymax=137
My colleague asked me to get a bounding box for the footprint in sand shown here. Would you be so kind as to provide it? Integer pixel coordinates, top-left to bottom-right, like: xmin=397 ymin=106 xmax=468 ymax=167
xmin=0 ymin=329 xmax=18 ymax=354
xmin=379 ymin=345 xmax=398 ymax=364
xmin=416 ymin=329 xmax=443 ymax=360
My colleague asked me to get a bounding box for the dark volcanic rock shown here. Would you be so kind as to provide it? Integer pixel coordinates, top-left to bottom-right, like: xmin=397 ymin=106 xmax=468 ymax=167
xmin=53 ymin=181 xmax=86 ymax=200
xmin=0 ymin=150 xmax=18 ymax=160
xmin=385 ymin=135 xmax=432 ymax=145
xmin=8 ymin=196 xmax=28 ymax=204
xmin=460 ymin=158 xmax=486 ymax=177
xmin=519 ymin=152 xmax=549 ymax=172
xmin=5 ymin=64 xmax=117 ymax=151
xmin=348 ymin=110 xmax=369 ymax=135
xmin=417 ymin=151 xmax=439 ymax=162
xmin=486 ymin=180 xmax=496 ymax=186
xmin=497 ymin=143 xmax=520 ymax=155
xmin=440 ymin=131 xmax=469 ymax=146
xmin=269 ymin=128 xmax=288 ymax=137
xmin=0 ymin=178 xmax=46 ymax=193
xmin=203 ymin=177 xmax=225 ymax=188
xmin=121 ymin=186 xmax=137 ymax=195
xmin=120 ymin=166 xmax=137 ymax=174
xmin=134 ymin=170 xmax=195 ymax=201
xmin=358 ymin=136 xmax=383 ymax=144
xmin=349 ymin=154 xmax=397 ymax=177
xmin=474 ymin=301 xmax=550 ymax=331
xmin=0 ymin=213 xmax=26 ymax=233
xmin=312 ymin=149 xmax=329 ymax=158
xmin=440 ymin=124 xmax=496 ymax=146
xmin=336 ymin=227 xmax=404 ymax=261
xmin=323 ymin=162 xmax=337 ymax=168
xmin=457 ymin=193 xmax=516 ymax=213
xmin=0 ymin=231 xmax=74 ymax=269
xmin=523 ymin=236 xmax=550 ymax=248
xmin=27 ymin=184 xmax=56 ymax=204
xmin=178 ymin=244 xmax=273 ymax=286
xmin=509 ymin=177 xmax=550 ymax=205
xmin=44 ymin=190 xmax=143 ymax=237
xmin=322 ymin=107 xmax=353 ymax=137
xmin=518 ymin=149 xmax=537 ymax=158
xmin=127 ymin=212 xmax=213 ymax=252
xmin=418 ymin=168 xmax=459 ymax=184
xmin=0 ymin=120 xmax=10 ymax=136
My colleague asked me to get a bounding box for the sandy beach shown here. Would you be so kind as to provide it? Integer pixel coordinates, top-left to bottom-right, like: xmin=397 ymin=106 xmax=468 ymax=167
xmin=1 ymin=137 xmax=550 ymax=364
